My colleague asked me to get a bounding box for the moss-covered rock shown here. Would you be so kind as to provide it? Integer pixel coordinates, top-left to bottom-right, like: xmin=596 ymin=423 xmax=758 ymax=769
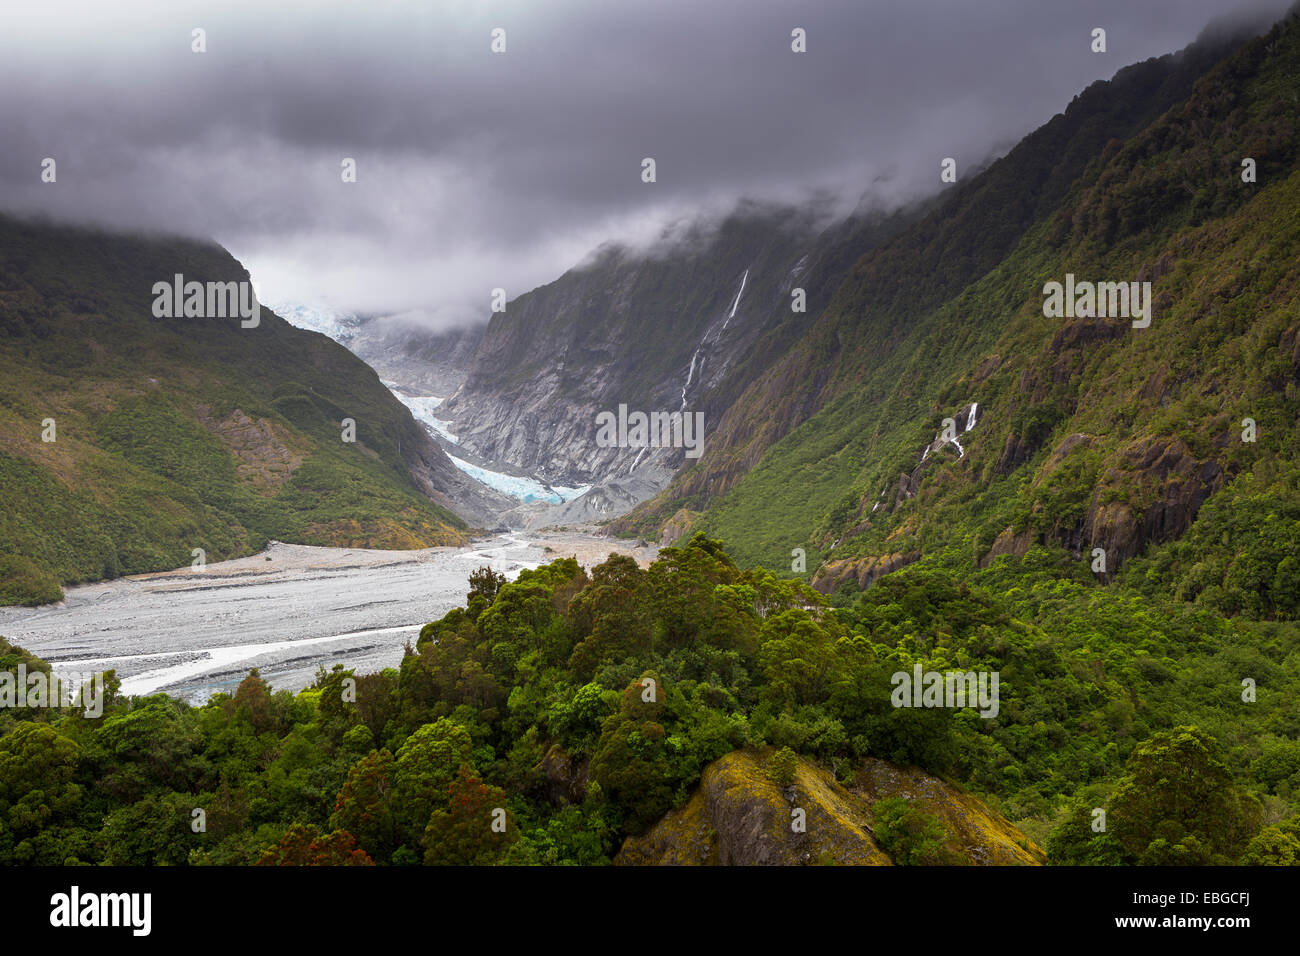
xmin=615 ymin=749 xmax=1044 ymax=866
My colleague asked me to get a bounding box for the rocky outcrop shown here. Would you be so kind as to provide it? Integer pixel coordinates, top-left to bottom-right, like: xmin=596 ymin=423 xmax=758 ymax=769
xmin=995 ymin=431 xmax=1034 ymax=475
xmin=980 ymin=526 xmax=1036 ymax=566
xmin=1036 ymin=432 xmax=1093 ymax=478
xmin=813 ymin=551 xmax=920 ymax=594
xmin=196 ymin=406 xmax=304 ymax=493
xmin=537 ymin=744 xmax=589 ymax=806
xmin=852 ymin=759 xmax=1046 ymax=866
xmin=615 ymin=750 xmax=1044 ymax=866
xmin=658 ymin=507 xmax=699 ymax=547
xmin=1081 ymin=435 xmax=1224 ymax=568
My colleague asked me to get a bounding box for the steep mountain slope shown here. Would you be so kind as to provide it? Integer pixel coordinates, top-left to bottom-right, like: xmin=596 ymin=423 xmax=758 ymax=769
xmin=0 ymin=214 xmax=508 ymax=605
xmin=441 ymin=200 xmax=917 ymax=516
xmin=614 ymin=9 xmax=1300 ymax=597
xmin=613 ymin=14 xmax=1282 ymax=557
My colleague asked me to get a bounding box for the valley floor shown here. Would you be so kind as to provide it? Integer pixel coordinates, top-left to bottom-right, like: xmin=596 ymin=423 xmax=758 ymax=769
xmin=0 ymin=532 xmax=657 ymax=703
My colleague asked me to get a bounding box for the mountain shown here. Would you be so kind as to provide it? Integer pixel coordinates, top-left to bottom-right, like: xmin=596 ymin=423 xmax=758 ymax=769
xmin=0 ymin=214 xmax=508 ymax=605
xmin=439 ymin=199 xmax=920 ymax=522
xmin=433 ymin=11 xmax=1284 ymax=538
xmin=610 ymin=7 xmax=1300 ymax=599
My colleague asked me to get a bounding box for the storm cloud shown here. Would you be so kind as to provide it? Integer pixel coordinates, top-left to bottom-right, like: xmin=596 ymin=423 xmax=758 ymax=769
xmin=0 ymin=0 xmax=1290 ymax=328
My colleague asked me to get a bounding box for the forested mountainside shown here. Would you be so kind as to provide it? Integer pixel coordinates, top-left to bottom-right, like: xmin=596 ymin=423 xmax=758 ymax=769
xmin=614 ymin=12 xmax=1295 ymax=577
xmin=0 ymin=214 xmax=509 ymax=606
xmin=681 ymin=11 xmax=1300 ymax=605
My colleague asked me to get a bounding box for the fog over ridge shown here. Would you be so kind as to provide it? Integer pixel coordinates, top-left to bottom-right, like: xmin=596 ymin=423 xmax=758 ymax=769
xmin=0 ymin=0 xmax=1290 ymax=329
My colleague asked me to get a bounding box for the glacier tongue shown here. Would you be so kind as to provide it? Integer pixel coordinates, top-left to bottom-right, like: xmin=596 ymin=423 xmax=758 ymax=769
xmin=393 ymin=393 xmax=459 ymax=444
xmin=394 ymin=388 xmax=588 ymax=504
xmin=265 ymin=300 xmax=360 ymax=343
xmin=444 ymin=453 xmax=590 ymax=505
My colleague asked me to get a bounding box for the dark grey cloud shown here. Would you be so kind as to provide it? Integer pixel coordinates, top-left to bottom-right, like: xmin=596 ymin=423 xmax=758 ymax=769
xmin=0 ymin=0 xmax=1291 ymax=327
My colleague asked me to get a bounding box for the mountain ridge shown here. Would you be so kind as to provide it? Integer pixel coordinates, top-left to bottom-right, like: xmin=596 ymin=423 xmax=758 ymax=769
xmin=0 ymin=212 xmax=509 ymax=605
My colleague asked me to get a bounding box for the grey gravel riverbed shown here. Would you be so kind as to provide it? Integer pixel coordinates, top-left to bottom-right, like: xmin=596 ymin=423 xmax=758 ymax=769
xmin=0 ymin=533 xmax=657 ymax=704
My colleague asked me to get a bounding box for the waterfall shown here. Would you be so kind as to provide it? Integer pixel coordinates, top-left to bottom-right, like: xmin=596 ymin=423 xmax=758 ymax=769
xmin=723 ymin=268 xmax=748 ymax=329
xmin=679 ymin=267 xmax=750 ymax=412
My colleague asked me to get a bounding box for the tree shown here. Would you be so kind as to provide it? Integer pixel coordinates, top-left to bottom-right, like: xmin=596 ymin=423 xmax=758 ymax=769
xmin=766 ymin=747 xmax=798 ymax=788
xmin=257 ymin=823 xmax=374 ymax=865
xmin=0 ymin=723 xmax=84 ymax=864
xmin=589 ymin=711 xmax=676 ymax=835
xmin=468 ymin=566 xmax=507 ymax=605
xmin=1107 ymin=726 xmax=1261 ymax=862
xmin=232 ymin=668 xmax=277 ymax=735
xmin=312 ymin=664 xmax=360 ymax=734
xmin=758 ymin=610 xmax=840 ymax=708
xmin=1240 ymin=817 xmax=1300 ymax=866
xmin=422 ymin=765 xmax=514 ymax=865
xmin=871 ymin=796 xmax=957 ymax=865
xmin=330 ymin=749 xmax=398 ymax=862
xmin=1044 ymin=803 xmax=1128 ymax=865
xmin=98 ymin=792 xmax=193 ymax=865
xmin=566 ymin=554 xmax=653 ymax=678
xmin=391 ymin=719 xmax=474 ymax=846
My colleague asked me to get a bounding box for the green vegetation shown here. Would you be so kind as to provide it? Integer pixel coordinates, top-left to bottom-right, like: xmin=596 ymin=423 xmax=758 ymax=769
xmin=871 ymin=796 xmax=957 ymax=866
xmin=618 ymin=12 xmax=1300 ymax=606
xmin=3 ymin=8 xmax=1300 ymax=868
xmin=0 ymin=531 xmax=1294 ymax=865
xmin=0 ymin=214 xmax=469 ymax=604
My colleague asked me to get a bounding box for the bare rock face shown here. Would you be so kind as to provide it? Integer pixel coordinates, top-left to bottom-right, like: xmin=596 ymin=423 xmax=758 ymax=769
xmin=537 ymin=744 xmax=588 ymax=806
xmin=196 ymin=406 xmax=303 ymax=493
xmin=1047 ymin=317 xmax=1128 ymax=355
xmin=981 ymin=526 xmax=1036 ymax=566
xmin=813 ymin=551 xmax=920 ymax=594
xmin=614 ymin=750 xmax=1045 ymax=866
xmin=1279 ymin=322 xmax=1300 ymax=375
xmin=658 ymin=508 xmax=699 ymax=547
xmin=1081 ymin=435 xmax=1224 ymax=568
xmin=615 ymin=750 xmax=885 ymax=866
xmin=1036 ymin=432 xmax=1094 ymax=479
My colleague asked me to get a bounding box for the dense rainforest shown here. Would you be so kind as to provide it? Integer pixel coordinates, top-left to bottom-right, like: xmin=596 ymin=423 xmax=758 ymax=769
xmin=2 ymin=531 xmax=1297 ymax=865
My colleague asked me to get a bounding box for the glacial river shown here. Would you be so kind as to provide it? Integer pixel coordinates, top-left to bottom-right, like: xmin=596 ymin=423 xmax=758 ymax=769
xmin=0 ymin=533 xmax=655 ymax=703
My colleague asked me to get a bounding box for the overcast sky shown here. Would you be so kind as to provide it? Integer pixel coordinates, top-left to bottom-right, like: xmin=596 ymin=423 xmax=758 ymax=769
xmin=0 ymin=0 xmax=1291 ymax=329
